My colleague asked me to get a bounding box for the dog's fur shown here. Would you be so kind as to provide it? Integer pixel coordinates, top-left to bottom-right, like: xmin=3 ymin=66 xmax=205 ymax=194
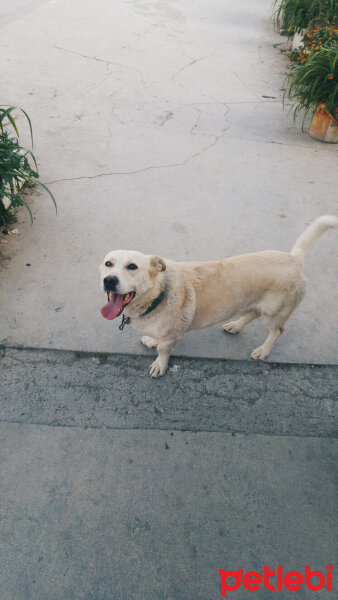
xmin=99 ymin=216 xmax=337 ymax=377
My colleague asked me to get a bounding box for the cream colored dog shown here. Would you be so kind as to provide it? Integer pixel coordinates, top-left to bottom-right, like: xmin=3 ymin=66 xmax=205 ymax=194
xmin=100 ymin=215 xmax=337 ymax=377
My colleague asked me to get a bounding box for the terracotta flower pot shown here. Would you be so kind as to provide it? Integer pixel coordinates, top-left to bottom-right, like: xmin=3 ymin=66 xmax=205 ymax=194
xmin=309 ymin=104 xmax=338 ymax=143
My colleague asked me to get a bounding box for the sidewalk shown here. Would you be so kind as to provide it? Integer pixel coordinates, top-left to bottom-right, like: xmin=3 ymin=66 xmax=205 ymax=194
xmin=0 ymin=0 xmax=337 ymax=363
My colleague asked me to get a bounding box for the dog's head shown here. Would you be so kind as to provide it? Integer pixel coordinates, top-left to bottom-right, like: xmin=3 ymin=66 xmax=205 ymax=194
xmin=99 ymin=250 xmax=166 ymax=320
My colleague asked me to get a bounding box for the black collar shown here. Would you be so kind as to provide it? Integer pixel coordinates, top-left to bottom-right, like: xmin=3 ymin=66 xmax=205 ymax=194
xmin=140 ymin=285 xmax=167 ymax=318
xmin=119 ymin=283 xmax=167 ymax=330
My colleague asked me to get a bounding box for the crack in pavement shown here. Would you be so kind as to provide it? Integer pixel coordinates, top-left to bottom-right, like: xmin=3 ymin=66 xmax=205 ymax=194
xmin=53 ymin=44 xmax=154 ymax=78
xmin=171 ymin=54 xmax=210 ymax=82
xmin=45 ymin=105 xmax=231 ymax=184
xmin=219 ymin=134 xmax=331 ymax=150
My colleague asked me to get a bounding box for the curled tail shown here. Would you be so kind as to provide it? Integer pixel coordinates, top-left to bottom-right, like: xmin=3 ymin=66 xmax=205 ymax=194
xmin=291 ymin=215 xmax=338 ymax=261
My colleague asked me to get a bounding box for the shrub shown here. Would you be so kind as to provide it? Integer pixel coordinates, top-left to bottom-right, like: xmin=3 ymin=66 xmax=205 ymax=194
xmin=273 ymin=0 xmax=338 ymax=36
xmin=0 ymin=106 xmax=56 ymax=226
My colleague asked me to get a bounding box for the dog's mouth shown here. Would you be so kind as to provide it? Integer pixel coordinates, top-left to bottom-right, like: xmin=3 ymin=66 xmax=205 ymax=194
xmin=100 ymin=291 xmax=136 ymax=320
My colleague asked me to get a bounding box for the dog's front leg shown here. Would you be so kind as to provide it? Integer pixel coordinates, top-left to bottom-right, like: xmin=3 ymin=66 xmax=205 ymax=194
xmin=149 ymin=337 xmax=178 ymax=378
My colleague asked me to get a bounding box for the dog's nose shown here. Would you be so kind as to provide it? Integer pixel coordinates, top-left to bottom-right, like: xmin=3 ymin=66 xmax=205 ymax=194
xmin=103 ymin=275 xmax=119 ymax=291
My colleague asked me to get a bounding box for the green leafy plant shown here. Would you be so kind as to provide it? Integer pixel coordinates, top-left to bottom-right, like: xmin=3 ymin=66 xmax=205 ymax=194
xmin=284 ymin=45 xmax=338 ymax=127
xmin=273 ymin=0 xmax=338 ymax=36
xmin=0 ymin=106 xmax=56 ymax=226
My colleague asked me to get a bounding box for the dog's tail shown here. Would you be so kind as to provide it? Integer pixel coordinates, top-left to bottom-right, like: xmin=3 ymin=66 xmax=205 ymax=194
xmin=290 ymin=215 xmax=338 ymax=262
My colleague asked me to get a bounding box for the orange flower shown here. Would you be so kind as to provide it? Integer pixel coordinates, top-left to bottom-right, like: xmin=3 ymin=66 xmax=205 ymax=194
xmin=301 ymin=58 xmax=306 ymax=62
xmin=328 ymin=75 xmax=334 ymax=80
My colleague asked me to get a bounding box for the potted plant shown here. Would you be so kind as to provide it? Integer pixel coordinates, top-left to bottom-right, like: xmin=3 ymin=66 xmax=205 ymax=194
xmin=284 ymin=45 xmax=338 ymax=142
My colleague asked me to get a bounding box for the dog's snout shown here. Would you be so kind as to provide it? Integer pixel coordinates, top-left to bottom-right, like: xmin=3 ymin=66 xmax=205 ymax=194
xmin=103 ymin=275 xmax=119 ymax=291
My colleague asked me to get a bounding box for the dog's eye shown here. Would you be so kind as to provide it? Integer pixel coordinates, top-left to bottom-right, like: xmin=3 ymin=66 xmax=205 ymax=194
xmin=127 ymin=263 xmax=138 ymax=271
xmin=105 ymin=261 xmax=113 ymax=267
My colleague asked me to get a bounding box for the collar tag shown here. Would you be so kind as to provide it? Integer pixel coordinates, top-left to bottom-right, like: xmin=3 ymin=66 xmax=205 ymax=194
xmin=119 ymin=315 xmax=131 ymax=330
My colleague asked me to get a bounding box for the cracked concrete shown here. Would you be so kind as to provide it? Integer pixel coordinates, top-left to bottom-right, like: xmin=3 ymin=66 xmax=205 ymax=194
xmin=43 ymin=106 xmax=230 ymax=184
xmin=0 ymin=0 xmax=337 ymax=364
xmin=53 ymin=44 xmax=155 ymax=78
xmin=1 ymin=347 xmax=337 ymax=437
xmin=171 ymin=54 xmax=211 ymax=83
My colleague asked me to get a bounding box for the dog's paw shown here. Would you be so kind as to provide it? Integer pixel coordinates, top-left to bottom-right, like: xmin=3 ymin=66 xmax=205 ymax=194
xmin=223 ymin=321 xmax=241 ymax=334
xmin=141 ymin=336 xmax=157 ymax=348
xmin=251 ymin=346 xmax=268 ymax=360
xmin=149 ymin=359 xmax=166 ymax=378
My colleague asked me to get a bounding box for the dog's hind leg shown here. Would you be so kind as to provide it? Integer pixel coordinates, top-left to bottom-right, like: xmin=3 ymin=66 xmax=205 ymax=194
xmin=250 ymin=326 xmax=284 ymax=360
xmin=141 ymin=336 xmax=158 ymax=348
xmin=223 ymin=310 xmax=260 ymax=334
xmin=250 ymin=299 xmax=297 ymax=360
xmin=251 ymin=286 xmax=305 ymax=360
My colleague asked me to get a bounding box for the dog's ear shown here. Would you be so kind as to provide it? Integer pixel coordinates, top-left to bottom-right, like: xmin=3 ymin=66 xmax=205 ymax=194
xmin=149 ymin=255 xmax=166 ymax=273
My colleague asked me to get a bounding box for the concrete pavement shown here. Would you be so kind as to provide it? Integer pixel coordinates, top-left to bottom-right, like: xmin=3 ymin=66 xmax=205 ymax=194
xmin=0 ymin=347 xmax=337 ymax=599
xmin=0 ymin=0 xmax=337 ymax=363
xmin=1 ymin=423 xmax=336 ymax=600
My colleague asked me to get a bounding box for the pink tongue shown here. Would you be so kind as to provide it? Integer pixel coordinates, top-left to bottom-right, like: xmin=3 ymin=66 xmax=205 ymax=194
xmin=100 ymin=293 xmax=124 ymax=320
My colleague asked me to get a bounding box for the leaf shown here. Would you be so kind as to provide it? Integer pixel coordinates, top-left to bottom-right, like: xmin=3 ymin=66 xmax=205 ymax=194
xmin=0 ymin=105 xmax=34 ymax=145
xmin=0 ymin=107 xmax=19 ymax=135
xmin=34 ymin=180 xmax=57 ymax=213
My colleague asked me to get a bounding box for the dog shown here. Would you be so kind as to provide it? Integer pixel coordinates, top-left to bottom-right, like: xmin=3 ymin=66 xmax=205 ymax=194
xmin=99 ymin=215 xmax=337 ymax=377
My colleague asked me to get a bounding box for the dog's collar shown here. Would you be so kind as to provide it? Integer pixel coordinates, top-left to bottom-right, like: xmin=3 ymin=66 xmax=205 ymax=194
xmin=140 ymin=284 xmax=167 ymax=318
xmin=119 ymin=283 xmax=167 ymax=330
